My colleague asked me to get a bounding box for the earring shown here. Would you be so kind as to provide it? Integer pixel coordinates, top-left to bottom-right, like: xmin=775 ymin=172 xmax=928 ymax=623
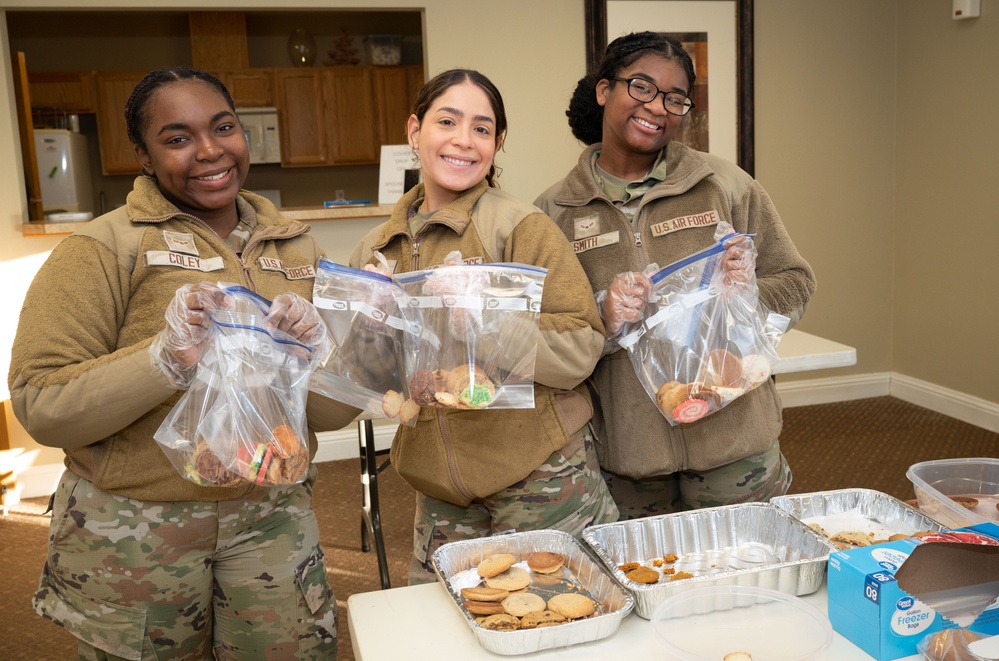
xmin=410 ymin=147 xmax=420 ymax=167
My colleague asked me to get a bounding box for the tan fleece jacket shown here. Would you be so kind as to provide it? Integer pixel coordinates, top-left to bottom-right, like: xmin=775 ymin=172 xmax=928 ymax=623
xmin=8 ymin=176 xmax=358 ymax=502
xmin=535 ymin=142 xmax=817 ymax=478
xmin=349 ymin=181 xmax=604 ymax=505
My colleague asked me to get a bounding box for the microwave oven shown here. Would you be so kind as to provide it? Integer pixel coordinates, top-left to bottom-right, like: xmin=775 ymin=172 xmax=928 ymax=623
xmin=239 ymin=107 xmax=281 ymax=164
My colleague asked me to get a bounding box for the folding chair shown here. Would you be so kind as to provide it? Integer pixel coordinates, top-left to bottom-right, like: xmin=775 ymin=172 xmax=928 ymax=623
xmin=358 ymin=418 xmax=391 ymax=589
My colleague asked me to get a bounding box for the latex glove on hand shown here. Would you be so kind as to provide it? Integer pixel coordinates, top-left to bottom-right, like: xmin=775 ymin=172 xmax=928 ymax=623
xmin=267 ymin=292 xmax=333 ymax=364
xmin=150 ymin=282 xmax=231 ymax=388
xmin=357 ymin=252 xmax=400 ymax=333
xmin=601 ymin=271 xmax=654 ymax=337
xmin=720 ymin=234 xmax=757 ymax=289
xmin=423 ymin=251 xmax=488 ymax=340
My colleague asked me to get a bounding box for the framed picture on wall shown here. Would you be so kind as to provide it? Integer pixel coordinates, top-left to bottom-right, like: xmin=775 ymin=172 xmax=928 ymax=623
xmin=585 ymin=0 xmax=754 ymax=175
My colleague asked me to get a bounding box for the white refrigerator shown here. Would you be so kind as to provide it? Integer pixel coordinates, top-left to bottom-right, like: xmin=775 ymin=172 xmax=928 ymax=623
xmin=34 ymin=128 xmax=94 ymax=217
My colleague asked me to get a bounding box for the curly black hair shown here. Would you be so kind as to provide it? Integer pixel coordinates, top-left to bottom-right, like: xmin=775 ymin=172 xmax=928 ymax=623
xmin=566 ymin=31 xmax=696 ymax=145
xmin=124 ymin=67 xmax=236 ymax=151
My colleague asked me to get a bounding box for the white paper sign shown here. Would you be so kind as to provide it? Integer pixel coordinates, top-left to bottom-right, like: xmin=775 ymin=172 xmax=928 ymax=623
xmin=378 ymin=145 xmax=422 ymax=206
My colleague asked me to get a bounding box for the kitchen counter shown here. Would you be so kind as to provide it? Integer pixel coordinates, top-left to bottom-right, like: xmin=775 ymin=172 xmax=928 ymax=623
xmin=19 ymin=203 xmax=395 ymax=237
xmin=281 ymin=204 xmax=394 ymax=222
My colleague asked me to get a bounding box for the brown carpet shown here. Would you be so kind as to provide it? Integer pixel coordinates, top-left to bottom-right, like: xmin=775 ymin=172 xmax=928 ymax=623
xmin=2 ymin=396 xmax=996 ymax=660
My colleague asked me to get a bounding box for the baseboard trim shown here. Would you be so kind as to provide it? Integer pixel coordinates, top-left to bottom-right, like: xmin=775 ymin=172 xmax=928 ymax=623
xmin=777 ymin=372 xmax=891 ymax=408
xmin=314 ymin=423 xmax=396 ymax=464
xmin=890 ymin=373 xmax=999 ymax=434
xmin=13 ymin=372 xmax=997 ymax=500
xmin=13 ymin=461 xmax=64 ymax=503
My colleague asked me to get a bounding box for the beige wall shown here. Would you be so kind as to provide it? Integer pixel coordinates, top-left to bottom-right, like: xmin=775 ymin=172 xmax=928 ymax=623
xmin=2 ymin=0 xmax=998 ymax=466
xmin=894 ymin=2 xmax=999 ymax=400
xmin=756 ymin=0 xmax=898 ymax=382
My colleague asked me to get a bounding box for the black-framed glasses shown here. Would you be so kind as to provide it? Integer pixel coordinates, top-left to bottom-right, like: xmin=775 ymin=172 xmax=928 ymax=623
xmin=612 ymin=77 xmax=694 ymax=116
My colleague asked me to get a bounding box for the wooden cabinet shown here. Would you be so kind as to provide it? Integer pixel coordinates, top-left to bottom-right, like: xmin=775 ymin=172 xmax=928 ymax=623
xmin=323 ymin=67 xmax=379 ymax=164
xmin=374 ymin=65 xmax=424 ymax=146
xmin=94 ymin=71 xmax=144 ymax=175
xmin=216 ymin=68 xmax=274 ymax=107
xmin=83 ymin=65 xmax=422 ymax=172
xmin=273 ymin=68 xmax=329 ymax=167
xmin=274 ymin=66 xmax=380 ymax=167
xmin=275 ymin=65 xmax=422 ymax=167
xmin=28 ymin=71 xmax=97 ymax=113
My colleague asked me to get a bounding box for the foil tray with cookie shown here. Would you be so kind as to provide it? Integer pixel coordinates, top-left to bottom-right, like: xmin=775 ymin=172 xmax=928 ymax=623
xmin=771 ymin=488 xmax=946 ymax=551
xmin=615 ymin=224 xmax=790 ymax=426
xmin=583 ymin=502 xmax=835 ymax=619
xmin=431 ymin=529 xmax=633 ymax=655
xmin=394 ymin=254 xmax=547 ymax=412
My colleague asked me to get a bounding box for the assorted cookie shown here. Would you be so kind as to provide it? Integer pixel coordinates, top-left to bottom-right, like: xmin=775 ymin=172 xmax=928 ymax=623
xmin=381 ymin=390 xmax=420 ymax=424
xmin=526 ymin=551 xmax=565 ymax=574
xmin=461 ymin=552 xmax=598 ymax=631
xmin=409 ymin=364 xmax=498 ymax=410
xmin=653 ymin=349 xmax=775 ymax=423
xmin=184 ymin=424 xmax=309 ymax=487
xmin=618 ymin=553 xmax=684 ymax=584
xmin=477 ymin=553 xmax=517 ymax=578
xmin=808 ymin=522 xmax=937 ymax=550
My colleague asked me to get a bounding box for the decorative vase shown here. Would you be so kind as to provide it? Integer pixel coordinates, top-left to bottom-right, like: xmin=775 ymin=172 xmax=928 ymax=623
xmin=287 ymin=29 xmax=317 ymax=67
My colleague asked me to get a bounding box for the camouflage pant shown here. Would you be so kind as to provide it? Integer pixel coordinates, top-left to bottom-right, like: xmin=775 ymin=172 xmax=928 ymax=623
xmin=603 ymin=442 xmax=792 ymax=520
xmin=408 ymin=428 xmax=620 ymax=584
xmin=34 ymin=468 xmax=337 ymax=661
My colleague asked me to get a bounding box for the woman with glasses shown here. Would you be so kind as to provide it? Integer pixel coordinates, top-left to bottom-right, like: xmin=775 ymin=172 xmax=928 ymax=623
xmin=536 ymin=32 xmax=816 ymax=519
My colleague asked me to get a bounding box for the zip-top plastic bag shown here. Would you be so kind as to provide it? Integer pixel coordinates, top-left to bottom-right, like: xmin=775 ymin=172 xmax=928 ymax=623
xmin=395 ymin=251 xmax=546 ymax=411
xmin=154 ymin=284 xmax=315 ymax=486
xmin=618 ymin=224 xmax=789 ymax=425
xmin=310 ymin=258 xmax=421 ymax=425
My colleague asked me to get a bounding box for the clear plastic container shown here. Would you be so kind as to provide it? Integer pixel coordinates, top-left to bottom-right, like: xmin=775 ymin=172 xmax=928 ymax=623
xmin=651 ymin=585 xmax=832 ymax=660
xmin=365 ymin=34 xmax=401 ymax=66
xmin=907 ymin=458 xmax=999 ymax=528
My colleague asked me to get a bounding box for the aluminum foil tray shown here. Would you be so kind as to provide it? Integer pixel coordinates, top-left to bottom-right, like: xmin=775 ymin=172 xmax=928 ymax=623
xmin=582 ymin=502 xmax=834 ymax=619
xmin=431 ymin=529 xmax=634 ymax=656
xmin=771 ymin=488 xmax=945 ymax=547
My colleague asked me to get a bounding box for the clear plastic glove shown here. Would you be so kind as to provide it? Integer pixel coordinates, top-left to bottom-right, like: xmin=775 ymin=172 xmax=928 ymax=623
xmin=719 ymin=234 xmax=756 ymax=289
xmin=601 ymin=271 xmax=654 ymax=337
xmin=423 ymin=250 xmax=488 ymax=339
xmin=267 ymin=292 xmax=332 ymax=363
xmin=363 ymin=250 xmax=394 ymax=277
xmin=358 ymin=251 xmax=399 ymax=332
xmin=150 ymin=282 xmax=231 ymax=388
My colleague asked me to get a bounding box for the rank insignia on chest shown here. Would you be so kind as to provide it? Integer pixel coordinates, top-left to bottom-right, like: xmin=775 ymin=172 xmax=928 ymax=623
xmin=574 ymin=215 xmax=600 ymax=240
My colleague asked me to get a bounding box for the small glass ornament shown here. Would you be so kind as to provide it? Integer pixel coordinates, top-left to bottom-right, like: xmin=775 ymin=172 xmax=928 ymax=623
xmin=287 ymin=29 xmax=317 ymax=67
